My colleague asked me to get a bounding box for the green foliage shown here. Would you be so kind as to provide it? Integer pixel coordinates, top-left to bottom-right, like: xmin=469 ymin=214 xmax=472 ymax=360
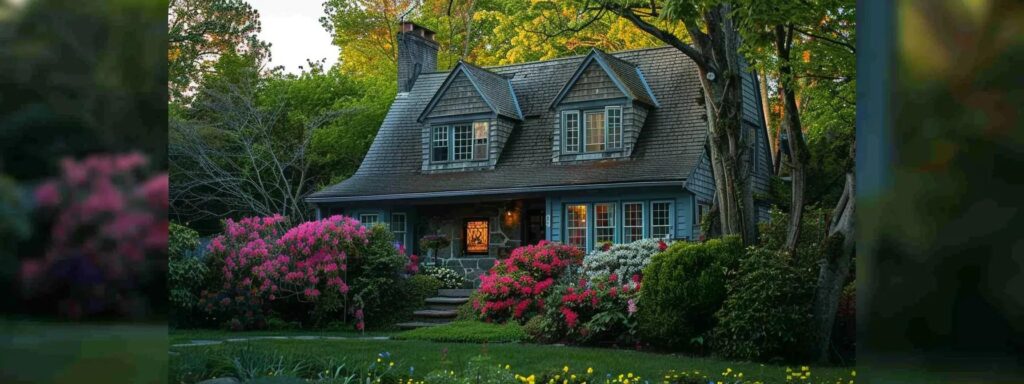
xmin=424 ymin=356 xmax=517 ymax=384
xmin=637 ymin=236 xmax=743 ymax=351
xmin=169 ymin=222 xmax=201 ymax=259
xmin=758 ymin=207 xmax=829 ymax=263
xmin=712 ymin=247 xmax=815 ymax=363
xmin=394 ymin=321 xmax=527 ymax=343
xmin=455 ymin=292 xmax=484 ymax=321
xmin=169 ymin=255 xmax=211 ymax=328
xmin=348 ymin=224 xmax=409 ymax=328
xmin=521 ymin=315 xmax=549 ymax=343
xmin=167 ymin=0 xmax=269 ymax=100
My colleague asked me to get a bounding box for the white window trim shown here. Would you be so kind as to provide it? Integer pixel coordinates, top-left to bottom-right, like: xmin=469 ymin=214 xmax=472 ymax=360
xmin=564 ymin=203 xmax=589 ymax=250
xmin=622 ymin=201 xmax=645 ymax=242
xmin=359 ymin=213 xmax=380 ymax=226
xmin=594 ymin=202 xmax=616 ymax=245
xmin=391 ymin=213 xmax=407 ymax=245
xmin=606 ymin=106 xmax=623 ymax=150
xmin=650 ymin=200 xmax=674 ymax=239
xmin=562 ymin=110 xmax=581 ymax=153
xmin=431 ymin=125 xmax=450 ymax=162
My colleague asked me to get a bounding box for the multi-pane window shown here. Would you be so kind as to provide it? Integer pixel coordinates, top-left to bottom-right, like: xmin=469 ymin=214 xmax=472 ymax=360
xmin=562 ymin=107 xmax=623 ymax=154
xmin=595 ymin=203 xmax=616 ymax=245
xmin=623 ymin=202 xmax=644 ymax=242
xmin=563 ymin=111 xmax=580 ymax=153
xmin=391 ymin=213 xmax=407 ymax=246
xmin=651 ymin=201 xmax=672 ymax=239
xmin=473 ymin=121 xmax=489 ymax=160
xmin=431 ymin=121 xmax=488 ymax=162
xmin=584 ymin=111 xmax=606 ymax=152
xmin=565 ymin=204 xmax=588 ymax=250
xmin=432 ymin=126 xmax=449 ymax=162
xmin=607 ymin=107 xmax=622 ymax=149
xmin=359 ymin=214 xmax=379 ymax=226
xmin=453 ymin=124 xmax=473 ymax=160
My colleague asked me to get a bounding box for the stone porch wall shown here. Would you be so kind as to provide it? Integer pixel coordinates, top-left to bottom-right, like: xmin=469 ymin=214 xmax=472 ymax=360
xmin=417 ymin=201 xmax=524 ymax=286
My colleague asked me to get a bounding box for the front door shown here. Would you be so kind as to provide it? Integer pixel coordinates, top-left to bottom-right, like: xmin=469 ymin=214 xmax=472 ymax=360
xmin=523 ymin=207 xmax=546 ymax=246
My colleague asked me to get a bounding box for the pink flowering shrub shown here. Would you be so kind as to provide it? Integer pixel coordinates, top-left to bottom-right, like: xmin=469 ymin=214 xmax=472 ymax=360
xmin=21 ymin=153 xmax=167 ymax=320
xmin=542 ymin=273 xmax=643 ymax=344
xmin=472 ymin=241 xmax=583 ymax=323
xmin=201 ymin=214 xmax=409 ymax=330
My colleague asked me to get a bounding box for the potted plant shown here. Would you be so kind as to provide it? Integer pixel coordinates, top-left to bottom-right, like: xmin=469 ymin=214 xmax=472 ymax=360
xmin=419 ymin=233 xmax=451 ymax=267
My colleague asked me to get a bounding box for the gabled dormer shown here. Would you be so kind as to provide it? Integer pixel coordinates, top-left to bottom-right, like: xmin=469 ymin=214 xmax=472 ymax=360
xmin=549 ymin=49 xmax=659 ymax=163
xmin=418 ymin=61 xmax=522 ymax=172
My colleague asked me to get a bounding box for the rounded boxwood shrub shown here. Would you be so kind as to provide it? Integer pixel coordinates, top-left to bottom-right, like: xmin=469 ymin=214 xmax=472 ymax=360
xmin=637 ymin=236 xmax=742 ymax=351
xmin=712 ymin=247 xmax=814 ymax=362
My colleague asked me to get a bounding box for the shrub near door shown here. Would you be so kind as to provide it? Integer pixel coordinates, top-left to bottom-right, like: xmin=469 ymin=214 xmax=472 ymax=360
xmin=473 ymin=241 xmax=584 ymax=323
xmin=637 ymin=236 xmax=743 ymax=352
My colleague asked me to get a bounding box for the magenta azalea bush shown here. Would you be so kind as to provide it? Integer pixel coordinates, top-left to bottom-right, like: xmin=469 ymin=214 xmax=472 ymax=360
xmin=200 ymin=214 xmax=411 ymax=330
xmin=472 ymin=241 xmax=583 ymax=323
xmin=21 ymin=153 xmax=168 ymax=320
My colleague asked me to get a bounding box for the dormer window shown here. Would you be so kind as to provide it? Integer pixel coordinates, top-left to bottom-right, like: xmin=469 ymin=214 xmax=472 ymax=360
xmin=431 ymin=121 xmax=489 ymax=162
xmin=562 ymin=106 xmax=622 ymax=154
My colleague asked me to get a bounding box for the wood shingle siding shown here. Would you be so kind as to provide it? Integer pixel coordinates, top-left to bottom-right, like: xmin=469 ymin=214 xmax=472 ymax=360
xmin=426 ymin=72 xmax=492 ymax=118
xmin=562 ymin=61 xmax=626 ymax=103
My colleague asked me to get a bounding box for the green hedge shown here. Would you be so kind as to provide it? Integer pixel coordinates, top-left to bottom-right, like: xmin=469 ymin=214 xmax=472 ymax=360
xmin=394 ymin=321 xmax=526 ymax=343
xmin=712 ymin=247 xmax=815 ymax=362
xmin=637 ymin=236 xmax=743 ymax=351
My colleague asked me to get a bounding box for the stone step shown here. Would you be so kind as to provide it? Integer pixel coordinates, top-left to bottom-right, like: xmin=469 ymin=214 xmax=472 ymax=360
xmin=413 ymin=309 xmax=458 ymax=318
xmin=396 ymin=321 xmax=442 ymax=330
xmin=424 ymin=296 xmax=470 ymax=305
xmin=437 ymin=289 xmax=474 ymax=298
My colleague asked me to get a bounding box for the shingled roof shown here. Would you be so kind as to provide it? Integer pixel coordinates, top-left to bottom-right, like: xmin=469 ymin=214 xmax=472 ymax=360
xmin=549 ymin=48 xmax=660 ymax=109
xmin=419 ymin=61 xmax=523 ymax=121
xmin=308 ymin=46 xmax=708 ymax=202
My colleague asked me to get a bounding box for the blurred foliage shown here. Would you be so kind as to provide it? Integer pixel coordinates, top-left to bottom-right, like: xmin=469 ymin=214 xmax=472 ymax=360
xmin=0 ymin=0 xmax=167 ymax=179
xmin=860 ymin=0 xmax=1024 ymax=379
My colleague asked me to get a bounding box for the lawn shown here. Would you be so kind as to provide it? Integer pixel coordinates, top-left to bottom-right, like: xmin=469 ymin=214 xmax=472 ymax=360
xmin=169 ymin=330 xmax=855 ymax=384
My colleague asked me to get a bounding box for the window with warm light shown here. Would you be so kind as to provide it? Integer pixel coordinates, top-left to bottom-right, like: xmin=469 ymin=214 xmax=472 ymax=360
xmin=565 ymin=204 xmax=588 ymax=250
xmin=464 ymin=219 xmax=489 ymax=254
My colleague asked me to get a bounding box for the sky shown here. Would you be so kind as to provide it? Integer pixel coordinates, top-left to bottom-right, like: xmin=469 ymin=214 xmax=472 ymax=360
xmin=248 ymin=0 xmax=339 ymax=74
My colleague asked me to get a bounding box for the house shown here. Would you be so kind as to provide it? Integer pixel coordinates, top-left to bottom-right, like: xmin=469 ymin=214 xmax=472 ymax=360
xmin=307 ymin=22 xmax=773 ymax=283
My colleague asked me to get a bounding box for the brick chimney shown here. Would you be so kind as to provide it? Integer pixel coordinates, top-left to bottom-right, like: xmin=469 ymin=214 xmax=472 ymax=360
xmin=397 ymin=22 xmax=438 ymax=93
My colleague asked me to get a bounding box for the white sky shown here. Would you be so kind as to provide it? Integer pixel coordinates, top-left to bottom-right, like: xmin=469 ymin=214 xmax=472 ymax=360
xmin=248 ymin=0 xmax=339 ymax=74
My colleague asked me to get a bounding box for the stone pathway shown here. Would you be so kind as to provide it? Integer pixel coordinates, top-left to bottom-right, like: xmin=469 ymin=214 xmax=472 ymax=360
xmin=170 ymin=335 xmax=391 ymax=348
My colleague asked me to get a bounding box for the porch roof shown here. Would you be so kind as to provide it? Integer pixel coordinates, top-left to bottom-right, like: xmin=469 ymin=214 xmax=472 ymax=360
xmin=308 ymin=47 xmax=706 ymax=204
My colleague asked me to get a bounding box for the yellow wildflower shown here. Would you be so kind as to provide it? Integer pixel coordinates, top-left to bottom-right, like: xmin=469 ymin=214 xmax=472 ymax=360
xmin=851 ymin=370 xmax=856 ymax=377
xmin=587 ymin=367 xmax=593 ymax=374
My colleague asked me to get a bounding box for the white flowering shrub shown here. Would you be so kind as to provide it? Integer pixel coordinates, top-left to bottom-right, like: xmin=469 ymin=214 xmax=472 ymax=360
xmin=582 ymin=238 xmax=670 ymax=283
xmin=423 ymin=266 xmax=466 ymax=289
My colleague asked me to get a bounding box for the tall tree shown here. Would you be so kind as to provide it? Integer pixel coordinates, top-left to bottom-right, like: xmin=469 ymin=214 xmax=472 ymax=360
xmin=168 ymin=0 xmax=268 ymax=100
xmin=557 ymin=0 xmax=757 ymax=244
xmin=733 ymin=0 xmax=855 ymax=361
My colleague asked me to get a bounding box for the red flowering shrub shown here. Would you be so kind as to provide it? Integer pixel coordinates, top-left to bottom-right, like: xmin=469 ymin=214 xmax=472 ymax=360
xmin=542 ymin=273 xmax=643 ymax=344
xmin=473 ymin=241 xmax=583 ymax=323
xmin=21 ymin=153 xmax=167 ymax=320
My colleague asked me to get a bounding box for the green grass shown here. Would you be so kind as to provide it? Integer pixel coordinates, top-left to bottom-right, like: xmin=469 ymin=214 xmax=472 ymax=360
xmin=170 ymin=328 xmax=397 ymax=345
xmin=1 ymin=319 xmax=168 ymax=383
xmin=394 ymin=321 xmax=526 ymax=343
xmin=169 ymin=333 xmax=855 ymax=384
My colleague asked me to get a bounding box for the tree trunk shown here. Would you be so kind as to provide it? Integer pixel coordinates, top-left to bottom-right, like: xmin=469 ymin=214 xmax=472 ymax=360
xmin=603 ymin=3 xmax=757 ymax=245
xmin=775 ymin=25 xmax=810 ymax=255
xmin=811 ymin=172 xmax=855 ymax=362
xmin=760 ymin=70 xmax=776 ymax=169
